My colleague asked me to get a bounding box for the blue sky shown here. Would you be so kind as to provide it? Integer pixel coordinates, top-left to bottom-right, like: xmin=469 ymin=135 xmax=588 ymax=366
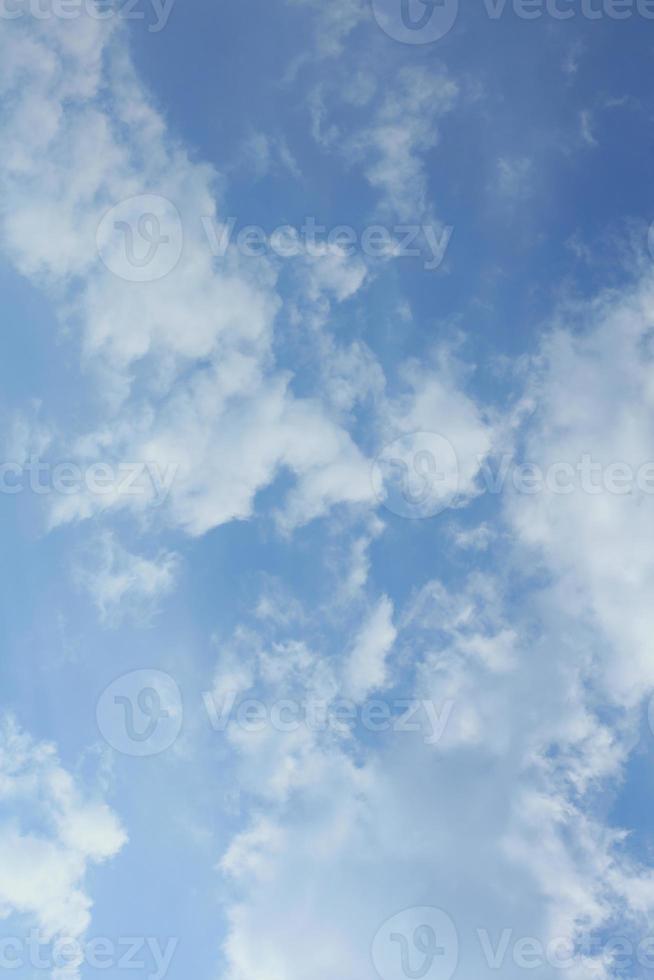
xmin=2 ymin=2 xmax=654 ymax=980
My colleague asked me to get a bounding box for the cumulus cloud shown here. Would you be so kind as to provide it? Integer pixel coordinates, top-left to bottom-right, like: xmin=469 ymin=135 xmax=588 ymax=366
xmin=0 ymin=11 xmax=488 ymax=543
xmin=0 ymin=717 xmax=126 ymax=980
xmin=0 ymin=11 xmax=377 ymax=536
xmin=200 ymin=266 xmax=654 ymax=979
xmin=212 ymin=564 xmax=654 ymax=980
xmin=507 ymin=271 xmax=654 ymax=703
xmin=9 ymin=14 xmax=654 ymax=980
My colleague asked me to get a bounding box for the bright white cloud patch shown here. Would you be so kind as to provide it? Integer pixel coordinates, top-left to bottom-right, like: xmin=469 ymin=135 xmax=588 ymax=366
xmin=508 ymin=272 xmax=654 ymax=703
xmin=214 ymin=556 xmax=654 ymax=980
xmin=0 ymin=12 xmax=377 ymax=536
xmin=0 ymin=10 xmax=482 ymax=540
xmin=0 ymin=718 xmax=126 ymax=980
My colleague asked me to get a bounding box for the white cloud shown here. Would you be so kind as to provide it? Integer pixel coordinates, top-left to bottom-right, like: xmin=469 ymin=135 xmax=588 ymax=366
xmin=507 ymin=271 xmax=654 ymax=703
xmin=0 ymin=14 xmax=490 ymax=545
xmin=0 ymin=13 xmax=378 ymax=536
xmin=2 ymin=404 xmax=53 ymax=464
xmin=344 ymin=595 xmax=396 ymax=701
xmin=302 ymin=243 xmax=368 ymax=304
xmin=380 ymin=347 xmax=497 ymax=503
xmin=0 ymin=718 xmax=126 ymax=980
xmin=305 ymin=64 xmax=457 ymax=239
xmin=200 ymin=272 xmax=654 ymax=969
xmin=448 ymin=521 xmax=497 ymax=551
xmin=285 ymin=0 xmax=367 ymax=57
xmin=347 ymin=65 xmax=458 ymax=221
xmin=213 ymin=567 xmax=654 ymax=980
xmin=7 ymin=11 xmax=654 ymax=980
xmin=77 ymin=531 xmax=179 ymax=625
